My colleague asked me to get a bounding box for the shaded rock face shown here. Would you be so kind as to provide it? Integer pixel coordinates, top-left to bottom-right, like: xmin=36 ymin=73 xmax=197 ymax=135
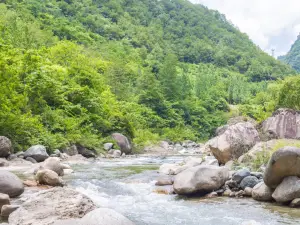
xmin=53 ymin=208 xmax=135 ymax=225
xmin=272 ymin=176 xmax=300 ymax=203
xmin=252 ymin=182 xmax=273 ymax=201
xmin=208 ymin=122 xmax=260 ymax=164
xmin=232 ymin=168 xmax=251 ymax=184
xmin=262 ymin=108 xmax=300 ymax=140
xmin=0 ymin=171 xmax=24 ymax=197
xmin=173 ymin=165 xmax=229 ymax=195
xmin=0 ymin=136 xmax=12 ymax=158
xmin=76 ymin=144 xmax=96 ymax=158
xmin=9 ymin=187 xmax=96 ymax=225
xmin=24 ymin=145 xmax=49 ymax=162
xmin=263 ymin=146 xmax=300 ymax=188
xmin=112 ymin=133 xmax=132 ymax=154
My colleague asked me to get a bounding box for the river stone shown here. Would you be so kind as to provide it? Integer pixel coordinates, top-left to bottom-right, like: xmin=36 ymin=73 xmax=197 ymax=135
xmin=0 ymin=158 xmax=9 ymax=167
xmin=272 ymin=176 xmax=300 ymax=203
xmin=159 ymin=164 xmax=188 ymax=175
xmin=1 ymin=205 xmax=19 ymax=217
xmin=208 ymin=122 xmax=260 ymax=164
xmin=24 ymin=145 xmax=49 ymax=162
xmin=263 ymin=146 xmax=300 ymax=188
xmin=0 ymin=171 xmax=24 ymax=197
xmin=232 ymin=168 xmax=251 ymax=184
xmin=113 ymin=150 xmax=122 ymax=158
xmin=25 ymin=156 xmax=37 ymax=164
xmin=290 ymin=198 xmax=300 ymax=207
xmin=173 ymin=165 xmax=229 ymax=195
xmin=76 ymin=144 xmax=96 ymax=158
xmin=252 ymin=182 xmax=273 ymax=201
xmin=112 ymin=133 xmax=132 ymax=154
xmin=104 ymin=143 xmax=114 ymax=151
xmin=0 ymin=136 xmax=12 ymax=158
xmin=53 ymin=208 xmax=135 ymax=225
xmin=35 ymin=169 xmax=63 ymax=186
xmin=0 ymin=194 xmax=10 ymax=210
xmin=184 ymin=157 xmax=203 ymax=167
xmin=240 ymin=176 xmax=259 ymax=189
xmin=63 ymin=145 xmax=78 ymax=156
xmin=9 ymin=187 xmax=96 ymax=225
xmin=244 ymin=187 xmax=253 ymax=196
xmin=155 ymin=176 xmax=173 ymax=186
xmin=262 ymin=108 xmax=300 ymax=140
xmin=41 ymin=157 xmax=64 ymax=176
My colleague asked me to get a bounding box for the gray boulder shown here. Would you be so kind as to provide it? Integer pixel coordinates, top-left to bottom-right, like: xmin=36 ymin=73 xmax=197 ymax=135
xmin=215 ymin=125 xmax=229 ymax=136
xmin=240 ymin=176 xmax=259 ymax=189
xmin=62 ymin=145 xmax=78 ymax=156
xmin=112 ymin=133 xmax=132 ymax=154
xmin=0 ymin=136 xmax=12 ymax=158
xmin=252 ymin=182 xmax=273 ymax=201
xmin=264 ymin=146 xmax=300 ymax=188
xmin=0 ymin=171 xmax=24 ymax=197
xmin=155 ymin=176 xmax=174 ymax=186
xmin=104 ymin=143 xmax=114 ymax=151
xmin=272 ymin=176 xmax=300 ymax=203
xmin=208 ymin=122 xmax=260 ymax=164
xmin=159 ymin=164 xmax=188 ymax=175
xmin=0 ymin=158 xmax=9 ymax=167
xmin=173 ymin=165 xmax=229 ymax=195
xmin=232 ymin=168 xmax=251 ymax=184
xmin=290 ymin=198 xmax=300 ymax=208
xmin=113 ymin=150 xmax=122 ymax=158
xmin=35 ymin=169 xmax=63 ymax=187
xmin=262 ymin=108 xmax=300 ymax=140
xmin=53 ymin=208 xmax=135 ymax=225
xmin=9 ymin=187 xmax=96 ymax=225
xmin=24 ymin=145 xmax=49 ymax=162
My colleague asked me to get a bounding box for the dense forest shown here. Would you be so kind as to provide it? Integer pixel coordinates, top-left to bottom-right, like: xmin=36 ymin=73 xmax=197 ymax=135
xmin=279 ymin=35 xmax=300 ymax=72
xmin=0 ymin=0 xmax=297 ymax=152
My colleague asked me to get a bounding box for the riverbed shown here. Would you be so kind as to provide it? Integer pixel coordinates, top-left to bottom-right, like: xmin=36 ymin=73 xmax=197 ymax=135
xmin=64 ymin=156 xmax=300 ymax=225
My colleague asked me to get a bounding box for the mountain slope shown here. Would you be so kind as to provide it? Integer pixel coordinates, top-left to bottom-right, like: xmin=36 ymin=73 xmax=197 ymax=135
xmin=0 ymin=0 xmax=295 ymax=151
xmin=279 ymin=35 xmax=300 ymax=71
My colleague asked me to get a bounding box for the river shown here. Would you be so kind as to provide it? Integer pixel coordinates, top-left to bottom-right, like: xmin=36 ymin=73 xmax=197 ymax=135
xmin=64 ymin=156 xmax=300 ymax=225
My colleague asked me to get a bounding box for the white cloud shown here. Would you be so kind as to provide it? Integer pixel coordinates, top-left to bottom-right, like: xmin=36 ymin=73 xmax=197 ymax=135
xmin=190 ymin=0 xmax=300 ymax=56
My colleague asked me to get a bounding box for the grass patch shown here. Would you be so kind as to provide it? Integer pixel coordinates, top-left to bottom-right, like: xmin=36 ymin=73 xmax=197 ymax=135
xmin=110 ymin=165 xmax=159 ymax=174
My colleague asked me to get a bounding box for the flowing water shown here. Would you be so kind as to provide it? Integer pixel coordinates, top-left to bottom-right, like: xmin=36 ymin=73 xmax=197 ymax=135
xmin=65 ymin=156 xmax=300 ymax=225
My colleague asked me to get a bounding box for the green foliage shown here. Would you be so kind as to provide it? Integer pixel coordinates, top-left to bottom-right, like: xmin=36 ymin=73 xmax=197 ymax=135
xmin=0 ymin=0 xmax=296 ymax=152
xmin=279 ymin=37 xmax=300 ymax=72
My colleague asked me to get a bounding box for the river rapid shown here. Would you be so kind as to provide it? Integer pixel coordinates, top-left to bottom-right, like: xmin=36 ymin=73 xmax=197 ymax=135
xmin=65 ymin=156 xmax=300 ymax=225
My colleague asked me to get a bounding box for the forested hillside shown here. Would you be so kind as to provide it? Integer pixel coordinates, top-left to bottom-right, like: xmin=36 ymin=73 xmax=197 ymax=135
xmin=0 ymin=0 xmax=295 ymax=152
xmin=279 ymin=36 xmax=300 ymax=71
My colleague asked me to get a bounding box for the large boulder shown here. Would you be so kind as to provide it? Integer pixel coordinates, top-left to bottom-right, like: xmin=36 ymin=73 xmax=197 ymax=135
xmin=62 ymin=145 xmax=78 ymax=156
xmin=272 ymin=176 xmax=300 ymax=203
xmin=76 ymin=144 xmax=96 ymax=158
xmin=9 ymin=187 xmax=96 ymax=225
xmin=252 ymin=182 xmax=273 ymax=201
xmin=0 ymin=171 xmax=24 ymax=197
xmin=208 ymin=122 xmax=260 ymax=164
xmin=173 ymin=165 xmax=229 ymax=195
xmin=262 ymin=108 xmax=300 ymax=140
xmin=263 ymin=146 xmax=300 ymax=188
xmin=112 ymin=133 xmax=132 ymax=154
xmin=53 ymin=208 xmax=135 ymax=225
xmin=24 ymin=145 xmax=49 ymax=162
xmin=35 ymin=169 xmax=63 ymax=186
xmin=0 ymin=136 xmax=12 ymax=158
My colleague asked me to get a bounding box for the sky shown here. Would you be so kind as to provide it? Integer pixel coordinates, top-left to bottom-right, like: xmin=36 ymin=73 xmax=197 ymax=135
xmin=190 ymin=0 xmax=300 ymax=57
